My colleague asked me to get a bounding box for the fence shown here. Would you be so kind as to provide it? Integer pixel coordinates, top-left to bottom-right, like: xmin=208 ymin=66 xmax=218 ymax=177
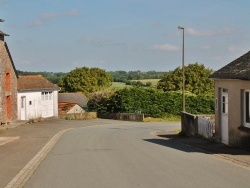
xmin=197 ymin=116 xmax=215 ymax=139
xmin=181 ymin=112 xmax=215 ymax=139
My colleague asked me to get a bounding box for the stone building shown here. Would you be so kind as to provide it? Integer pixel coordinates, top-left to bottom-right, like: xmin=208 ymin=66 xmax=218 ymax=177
xmin=0 ymin=20 xmax=18 ymax=124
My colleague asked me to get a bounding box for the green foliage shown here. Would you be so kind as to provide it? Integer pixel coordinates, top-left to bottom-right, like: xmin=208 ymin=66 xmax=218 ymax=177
xmin=125 ymin=80 xmax=153 ymax=87
xmin=17 ymin=70 xmax=66 ymax=84
xmin=88 ymin=87 xmax=214 ymax=118
xmin=58 ymin=67 xmax=113 ymax=95
xmin=109 ymin=70 xmax=168 ymax=82
xmin=157 ymin=63 xmax=214 ymax=95
xmin=87 ymin=91 xmax=115 ymax=113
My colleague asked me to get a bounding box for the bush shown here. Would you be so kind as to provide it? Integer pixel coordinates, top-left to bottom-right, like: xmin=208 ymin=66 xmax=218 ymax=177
xmin=88 ymin=87 xmax=214 ymax=118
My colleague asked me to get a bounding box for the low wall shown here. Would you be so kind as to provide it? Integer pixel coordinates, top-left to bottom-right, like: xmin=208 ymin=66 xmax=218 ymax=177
xmin=98 ymin=113 xmax=144 ymax=122
xmin=181 ymin=112 xmax=198 ymax=136
xmin=59 ymin=112 xmax=97 ymax=120
xmin=181 ymin=112 xmax=215 ymax=138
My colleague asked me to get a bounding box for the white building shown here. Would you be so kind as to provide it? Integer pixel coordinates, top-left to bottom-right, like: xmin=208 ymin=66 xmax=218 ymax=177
xmin=17 ymin=75 xmax=59 ymax=120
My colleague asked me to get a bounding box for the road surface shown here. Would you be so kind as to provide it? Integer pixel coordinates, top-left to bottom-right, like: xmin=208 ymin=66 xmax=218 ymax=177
xmin=24 ymin=121 xmax=250 ymax=188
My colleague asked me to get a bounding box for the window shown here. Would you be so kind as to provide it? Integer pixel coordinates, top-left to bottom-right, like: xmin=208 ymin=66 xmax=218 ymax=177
xmin=244 ymin=91 xmax=250 ymax=128
xmin=221 ymin=89 xmax=228 ymax=114
xmin=29 ymin=101 xmax=32 ymax=105
xmin=222 ymin=96 xmax=228 ymax=114
xmin=5 ymin=71 xmax=11 ymax=92
xmin=41 ymin=91 xmax=53 ymax=101
xmin=21 ymin=97 xmax=25 ymax=109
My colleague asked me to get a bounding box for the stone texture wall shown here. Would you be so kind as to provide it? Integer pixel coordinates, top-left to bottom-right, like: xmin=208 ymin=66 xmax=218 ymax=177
xmin=98 ymin=113 xmax=144 ymax=122
xmin=0 ymin=40 xmax=17 ymax=123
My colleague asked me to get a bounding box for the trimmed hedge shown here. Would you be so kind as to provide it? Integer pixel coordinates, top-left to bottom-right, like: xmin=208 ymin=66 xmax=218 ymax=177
xmin=88 ymin=87 xmax=214 ymax=118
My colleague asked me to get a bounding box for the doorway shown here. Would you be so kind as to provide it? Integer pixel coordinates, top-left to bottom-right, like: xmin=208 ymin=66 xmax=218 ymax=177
xmin=221 ymin=89 xmax=229 ymax=145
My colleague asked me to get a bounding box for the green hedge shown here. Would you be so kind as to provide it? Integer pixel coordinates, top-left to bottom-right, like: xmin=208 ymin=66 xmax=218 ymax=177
xmin=88 ymin=87 xmax=214 ymax=118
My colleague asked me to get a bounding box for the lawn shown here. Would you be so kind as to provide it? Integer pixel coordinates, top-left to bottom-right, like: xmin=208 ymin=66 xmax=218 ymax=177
xmin=130 ymin=79 xmax=160 ymax=86
xmin=112 ymin=79 xmax=160 ymax=89
xmin=111 ymin=82 xmax=131 ymax=88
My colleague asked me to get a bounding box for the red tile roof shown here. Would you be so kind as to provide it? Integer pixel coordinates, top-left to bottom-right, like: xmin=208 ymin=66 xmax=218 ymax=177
xmin=18 ymin=75 xmax=59 ymax=90
xmin=58 ymin=93 xmax=87 ymax=108
xmin=58 ymin=102 xmax=78 ymax=114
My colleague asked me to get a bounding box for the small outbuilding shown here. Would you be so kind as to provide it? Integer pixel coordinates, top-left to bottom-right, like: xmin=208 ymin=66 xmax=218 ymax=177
xmin=210 ymin=51 xmax=250 ymax=147
xmin=58 ymin=93 xmax=88 ymax=109
xmin=17 ymin=75 xmax=59 ymax=120
xmin=58 ymin=93 xmax=88 ymax=119
xmin=58 ymin=102 xmax=83 ymax=115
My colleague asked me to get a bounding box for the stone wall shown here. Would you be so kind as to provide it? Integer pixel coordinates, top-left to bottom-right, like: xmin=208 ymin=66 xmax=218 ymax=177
xmin=181 ymin=112 xmax=215 ymax=138
xmin=0 ymin=41 xmax=17 ymax=124
xmin=59 ymin=112 xmax=97 ymax=120
xmin=98 ymin=113 xmax=144 ymax=122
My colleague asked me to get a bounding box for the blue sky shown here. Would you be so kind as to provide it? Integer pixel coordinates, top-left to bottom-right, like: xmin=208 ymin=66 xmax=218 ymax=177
xmin=1 ymin=0 xmax=250 ymax=72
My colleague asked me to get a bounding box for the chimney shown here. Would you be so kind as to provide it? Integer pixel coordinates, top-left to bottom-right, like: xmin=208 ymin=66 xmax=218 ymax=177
xmin=0 ymin=19 xmax=9 ymax=41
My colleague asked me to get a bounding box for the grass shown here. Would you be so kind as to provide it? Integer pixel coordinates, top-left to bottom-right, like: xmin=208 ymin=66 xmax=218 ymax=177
xmin=111 ymin=79 xmax=160 ymax=89
xmin=130 ymin=79 xmax=160 ymax=86
xmin=111 ymin=82 xmax=131 ymax=88
xmin=144 ymin=115 xmax=181 ymax=122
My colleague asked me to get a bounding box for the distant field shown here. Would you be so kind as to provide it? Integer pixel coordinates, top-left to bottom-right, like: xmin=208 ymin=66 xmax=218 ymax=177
xmin=131 ymin=79 xmax=160 ymax=86
xmin=112 ymin=79 xmax=160 ymax=88
xmin=111 ymin=82 xmax=130 ymax=88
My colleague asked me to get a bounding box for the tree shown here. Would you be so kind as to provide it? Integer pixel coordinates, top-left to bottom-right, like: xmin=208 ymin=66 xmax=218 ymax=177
xmin=58 ymin=67 xmax=113 ymax=95
xmin=157 ymin=63 xmax=214 ymax=95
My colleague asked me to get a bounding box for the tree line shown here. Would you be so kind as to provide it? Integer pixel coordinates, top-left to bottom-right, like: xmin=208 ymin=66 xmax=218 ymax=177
xmin=17 ymin=63 xmax=215 ymax=117
xmin=17 ymin=70 xmax=168 ymax=84
xmin=109 ymin=70 xmax=168 ymax=82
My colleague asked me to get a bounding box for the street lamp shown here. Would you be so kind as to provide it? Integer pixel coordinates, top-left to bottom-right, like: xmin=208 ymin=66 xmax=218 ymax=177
xmin=178 ymin=26 xmax=185 ymax=112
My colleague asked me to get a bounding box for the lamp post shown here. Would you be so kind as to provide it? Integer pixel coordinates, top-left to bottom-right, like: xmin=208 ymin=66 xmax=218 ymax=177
xmin=178 ymin=26 xmax=185 ymax=112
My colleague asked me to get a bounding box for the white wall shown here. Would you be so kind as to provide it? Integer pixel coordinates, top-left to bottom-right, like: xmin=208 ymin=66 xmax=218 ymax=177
xmin=67 ymin=104 xmax=84 ymax=114
xmin=17 ymin=90 xmax=58 ymax=120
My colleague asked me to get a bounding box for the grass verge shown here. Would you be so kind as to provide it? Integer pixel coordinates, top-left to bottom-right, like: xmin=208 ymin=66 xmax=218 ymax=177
xmin=144 ymin=115 xmax=181 ymax=122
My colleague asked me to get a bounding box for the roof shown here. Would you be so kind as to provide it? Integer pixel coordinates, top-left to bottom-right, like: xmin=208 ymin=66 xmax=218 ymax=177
xmin=209 ymin=51 xmax=250 ymax=80
xmin=4 ymin=42 xmax=18 ymax=78
xmin=0 ymin=30 xmax=9 ymax=36
xmin=18 ymin=75 xmax=59 ymax=91
xmin=58 ymin=102 xmax=80 ymax=115
xmin=58 ymin=93 xmax=88 ymax=108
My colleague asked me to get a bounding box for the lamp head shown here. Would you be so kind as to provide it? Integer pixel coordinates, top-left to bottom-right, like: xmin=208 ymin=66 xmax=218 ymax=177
xmin=178 ymin=26 xmax=184 ymax=30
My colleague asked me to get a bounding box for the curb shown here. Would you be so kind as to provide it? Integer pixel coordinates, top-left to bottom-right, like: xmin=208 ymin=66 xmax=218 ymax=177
xmin=0 ymin=137 xmax=20 ymax=146
xmin=151 ymin=131 xmax=250 ymax=170
xmin=4 ymin=128 xmax=75 ymax=188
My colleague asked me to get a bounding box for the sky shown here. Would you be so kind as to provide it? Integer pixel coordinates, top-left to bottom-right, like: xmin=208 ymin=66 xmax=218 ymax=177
xmin=0 ymin=0 xmax=250 ymax=73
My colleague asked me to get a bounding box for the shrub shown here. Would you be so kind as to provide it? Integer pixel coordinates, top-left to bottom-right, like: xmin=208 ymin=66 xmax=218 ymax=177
xmin=88 ymin=87 xmax=214 ymax=118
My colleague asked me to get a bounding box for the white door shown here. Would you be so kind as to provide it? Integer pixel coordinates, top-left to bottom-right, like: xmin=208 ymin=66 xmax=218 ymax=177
xmin=221 ymin=91 xmax=229 ymax=145
xmin=20 ymin=96 xmax=26 ymax=120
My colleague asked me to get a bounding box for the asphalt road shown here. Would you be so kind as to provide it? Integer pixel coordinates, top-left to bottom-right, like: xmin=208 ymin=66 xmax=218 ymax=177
xmin=24 ymin=121 xmax=250 ymax=188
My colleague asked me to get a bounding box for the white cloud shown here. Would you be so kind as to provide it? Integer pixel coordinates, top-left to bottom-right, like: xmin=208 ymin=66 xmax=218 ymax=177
xmin=28 ymin=20 xmax=45 ymax=27
xmin=80 ymin=37 xmax=112 ymax=46
xmin=202 ymin=45 xmax=212 ymax=50
xmin=28 ymin=9 xmax=79 ymax=27
xmin=186 ymin=27 xmax=236 ymax=37
xmin=65 ymin=9 xmax=79 ymax=16
xmin=227 ymin=45 xmax=248 ymax=54
xmin=40 ymin=12 xmax=59 ymax=19
xmin=41 ymin=9 xmax=79 ymax=20
xmin=228 ymin=45 xmax=240 ymax=52
xmin=151 ymin=44 xmax=179 ymax=51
